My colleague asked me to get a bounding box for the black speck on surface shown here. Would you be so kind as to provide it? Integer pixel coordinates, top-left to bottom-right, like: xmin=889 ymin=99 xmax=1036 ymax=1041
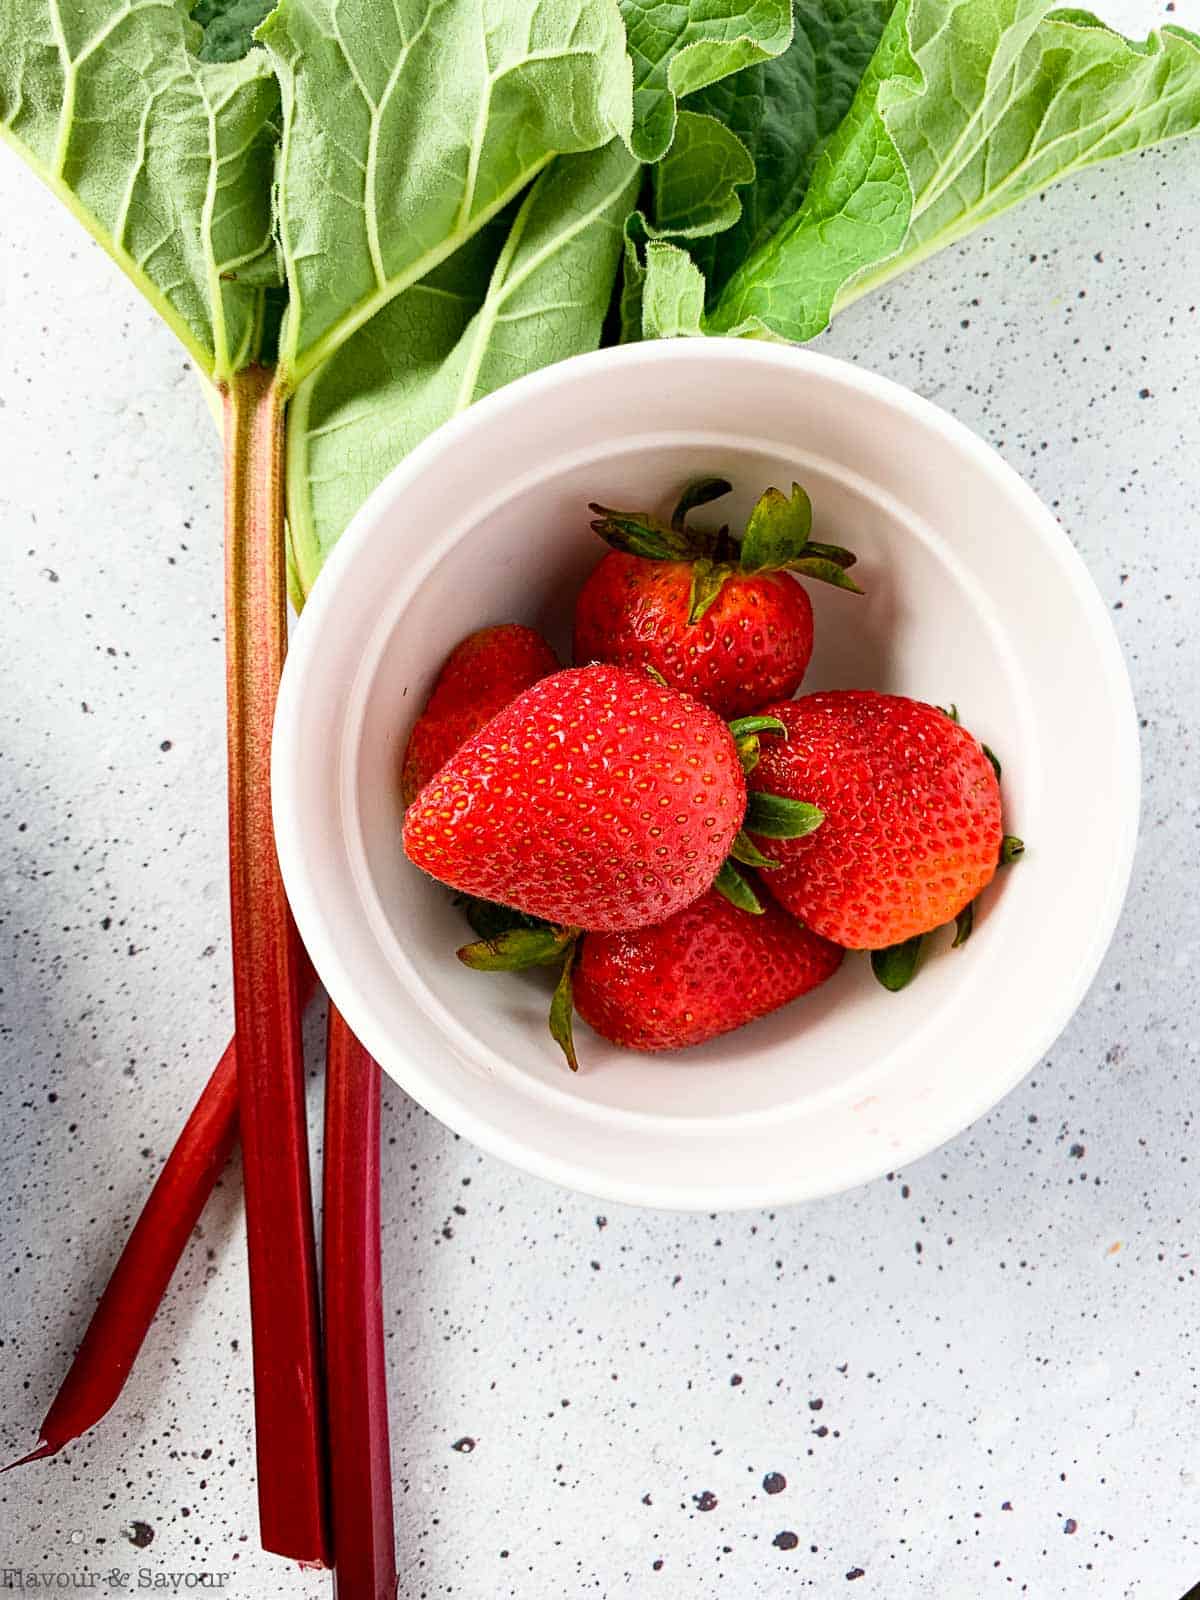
xmin=693 ymin=1490 xmax=718 ymax=1512
xmin=124 ymin=1522 xmax=155 ymax=1549
xmin=773 ymin=1531 xmax=799 ymax=1551
xmin=762 ymin=1471 xmax=787 ymax=1495
xmin=1064 ymin=1518 xmax=1078 ymax=1535
xmin=846 ymin=1568 xmax=866 ymax=1581
xmin=451 ymin=1436 xmax=476 ymax=1454
xmin=808 ymin=1398 xmax=824 ymax=1411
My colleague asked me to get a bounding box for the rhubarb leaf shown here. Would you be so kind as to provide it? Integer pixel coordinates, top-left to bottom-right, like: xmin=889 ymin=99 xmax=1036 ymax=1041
xmin=619 ymin=0 xmax=793 ymax=161
xmin=193 ymin=0 xmax=276 ymax=62
xmin=640 ymin=241 xmax=707 ymax=337
xmin=683 ymin=0 xmax=892 ymax=302
xmin=618 ymin=224 xmax=649 ymax=342
xmin=708 ymin=0 xmax=1200 ymax=339
xmin=650 ymin=110 xmax=755 ymax=238
xmin=0 ymin=0 xmax=280 ymax=379
xmin=286 ymin=140 xmax=639 ymax=592
xmin=259 ymin=0 xmax=633 ymax=390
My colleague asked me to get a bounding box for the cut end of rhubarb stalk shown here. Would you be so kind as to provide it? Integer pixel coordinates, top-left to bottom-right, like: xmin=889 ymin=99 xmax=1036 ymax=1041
xmin=1 ymin=1441 xmax=55 ymax=1473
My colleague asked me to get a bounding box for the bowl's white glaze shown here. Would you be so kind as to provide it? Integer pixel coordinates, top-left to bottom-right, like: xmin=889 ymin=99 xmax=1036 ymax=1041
xmin=272 ymin=340 xmax=1139 ymax=1209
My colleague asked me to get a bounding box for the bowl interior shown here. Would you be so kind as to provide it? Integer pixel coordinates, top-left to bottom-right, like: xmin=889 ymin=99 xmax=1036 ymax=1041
xmin=276 ymin=343 xmax=1137 ymax=1206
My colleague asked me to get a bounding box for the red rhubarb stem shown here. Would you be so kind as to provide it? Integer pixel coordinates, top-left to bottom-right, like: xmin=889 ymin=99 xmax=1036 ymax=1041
xmin=3 ymin=959 xmax=319 ymax=1476
xmin=224 ymin=366 xmax=329 ymax=1566
xmin=2 ymin=1042 xmax=238 ymax=1471
xmin=324 ymin=1009 xmax=398 ymax=1599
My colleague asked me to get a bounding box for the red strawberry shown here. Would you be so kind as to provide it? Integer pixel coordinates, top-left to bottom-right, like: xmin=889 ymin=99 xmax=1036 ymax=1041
xmin=456 ymin=887 xmax=842 ymax=1065
xmin=574 ymin=477 xmax=860 ymax=719
xmin=746 ymin=692 xmax=1004 ymax=951
xmin=572 ymin=889 xmax=843 ymax=1052
xmin=401 ymin=624 xmax=559 ymax=803
xmin=403 ymin=664 xmax=747 ymax=931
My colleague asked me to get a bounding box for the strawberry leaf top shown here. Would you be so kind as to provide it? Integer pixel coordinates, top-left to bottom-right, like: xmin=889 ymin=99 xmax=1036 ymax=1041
xmin=871 ymin=935 xmax=924 ymax=992
xmin=586 ymin=507 xmax=695 ymax=562
xmin=670 ymin=477 xmax=734 ymax=529
xmin=457 ymin=924 xmax=577 ymax=971
xmin=738 ymin=482 xmax=812 ymax=570
xmin=587 ymin=476 xmax=863 ymax=618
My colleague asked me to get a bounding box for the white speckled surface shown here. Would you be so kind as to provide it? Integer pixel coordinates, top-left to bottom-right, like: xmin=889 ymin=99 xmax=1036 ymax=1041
xmin=3 ymin=10 xmax=1199 ymax=1593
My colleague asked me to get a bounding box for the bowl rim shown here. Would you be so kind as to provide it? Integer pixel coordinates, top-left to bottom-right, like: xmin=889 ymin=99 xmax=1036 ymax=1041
xmin=272 ymin=337 xmax=1140 ymax=1210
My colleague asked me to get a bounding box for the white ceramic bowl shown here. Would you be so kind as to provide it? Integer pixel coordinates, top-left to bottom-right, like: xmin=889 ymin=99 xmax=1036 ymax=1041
xmin=272 ymin=340 xmax=1139 ymax=1210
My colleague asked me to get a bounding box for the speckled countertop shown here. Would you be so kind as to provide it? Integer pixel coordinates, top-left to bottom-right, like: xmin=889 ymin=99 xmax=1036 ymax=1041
xmin=3 ymin=10 xmax=1200 ymax=1595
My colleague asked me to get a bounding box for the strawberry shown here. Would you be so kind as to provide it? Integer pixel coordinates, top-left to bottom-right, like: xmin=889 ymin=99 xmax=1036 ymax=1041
xmin=456 ymin=888 xmax=842 ymax=1065
xmin=401 ymin=624 xmax=559 ymax=803
xmin=572 ymin=889 xmax=843 ymax=1052
xmin=404 ymin=664 xmax=755 ymax=932
xmin=746 ymin=692 xmax=1005 ymax=953
xmin=574 ymin=477 xmax=861 ymax=719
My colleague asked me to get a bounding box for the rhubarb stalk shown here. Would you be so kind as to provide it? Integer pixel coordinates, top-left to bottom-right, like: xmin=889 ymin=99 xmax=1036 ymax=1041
xmin=3 ymin=959 xmax=319 ymax=1477
xmin=3 ymin=1041 xmax=239 ymax=1472
xmin=323 ymin=1009 xmax=398 ymax=1598
xmin=224 ymin=366 xmax=329 ymax=1566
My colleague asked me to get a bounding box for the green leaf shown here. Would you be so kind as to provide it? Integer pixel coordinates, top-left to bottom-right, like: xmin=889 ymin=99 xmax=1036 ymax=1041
xmin=738 ymin=482 xmax=813 ymax=571
xmin=729 ymin=829 xmax=779 ymax=870
xmin=650 ymin=110 xmax=755 ymax=239
xmin=710 ymin=1 xmax=1200 ymax=341
xmin=786 ymin=555 xmax=864 ymax=594
xmin=618 ymin=220 xmax=650 ymax=343
xmin=871 ymin=935 xmax=924 ymax=992
xmin=727 ymin=714 xmax=786 ymax=740
xmin=589 ymin=485 xmax=697 ymax=560
xmin=285 ymin=142 xmax=639 ymax=590
xmin=548 ymin=939 xmax=580 ymax=1071
xmin=1001 ymin=835 xmax=1025 ymax=865
xmin=0 ymin=0 xmax=280 ymax=380
xmin=588 ymin=510 xmax=681 ymax=559
xmin=458 ymin=926 xmax=577 ymax=971
xmin=706 ymin=0 xmax=912 ymax=338
xmin=802 ymin=540 xmax=857 ymax=569
xmin=641 ymin=239 xmax=709 ymax=338
xmin=193 ymin=0 xmax=275 ymax=61
xmin=734 ymin=733 xmax=761 ymax=777
xmin=682 ymin=0 xmax=893 ymax=303
xmin=618 ymin=0 xmax=793 ymax=162
xmin=458 ymin=895 xmax=552 ymax=941
xmin=713 ymin=860 xmax=765 ymax=915
xmin=258 ymin=0 xmax=633 ymax=389
xmin=687 ymin=558 xmax=733 ymax=623
xmin=982 ymin=743 xmax=1002 ymax=782
xmin=952 ymin=900 xmax=974 ymax=948
xmin=746 ymin=791 xmax=824 ymax=839
xmin=671 ymin=477 xmax=733 ymax=530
